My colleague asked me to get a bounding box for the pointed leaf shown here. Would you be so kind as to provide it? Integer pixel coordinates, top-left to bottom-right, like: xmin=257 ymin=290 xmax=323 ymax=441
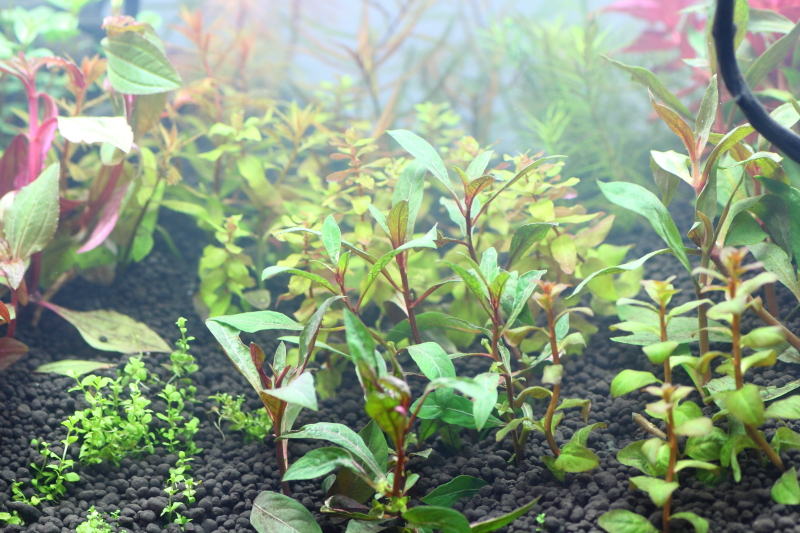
xmin=34 ymin=359 xmax=114 ymax=376
xmin=599 ymin=510 xmax=658 ymax=533
xmin=571 ymin=249 xmax=669 ymax=299
xmin=421 ymin=476 xmax=487 ymax=507
xmin=266 ymin=372 xmax=318 ymax=411
xmin=407 ymin=343 xmax=456 ymax=380
xmin=101 ymin=31 xmax=182 ymax=95
xmin=772 ymin=467 xmax=800 ymax=505
xmin=283 ymin=447 xmax=364 ymax=481
xmin=299 ymin=296 xmax=342 ymax=364
xmin=322 ymin=215 xmax=342 ymax=264
xmin=6 ymin=162 xmax=59 ymax=260
xmin=250 ymin=491 xmax=323 ymax=533
xmin=603 ymin=57 xmax=693 ymax=119
xmin=611 ymin=369 xmax=660 ymax=397
xmin=388 ymin=130 xmax=453 ymax=195
xmin=42 ymin=302 xmax=170 ymax=353
xmin=262 ymin=266 xmax=338 ymax=294
xmin=468 ymin=497 xmax=538 ymax=533
xmin=211 ymin=311 xmax=303 ymax=333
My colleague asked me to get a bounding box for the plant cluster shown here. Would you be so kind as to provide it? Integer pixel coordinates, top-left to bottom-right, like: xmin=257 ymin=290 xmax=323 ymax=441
xmin=75 ymin=506 xmax=118 ymax=533
xmin=162 ymin=451 xmax=197 ymax=527
xmin=209 ymin=392 xmax=272 ymax=443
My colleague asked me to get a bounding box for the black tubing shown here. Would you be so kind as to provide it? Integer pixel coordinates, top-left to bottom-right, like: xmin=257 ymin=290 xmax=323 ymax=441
xmin=713 ymin=0 xmax=800 ymax=164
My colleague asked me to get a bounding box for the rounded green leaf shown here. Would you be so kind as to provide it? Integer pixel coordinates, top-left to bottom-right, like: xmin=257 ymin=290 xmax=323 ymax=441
xmin=671 ymin=512 xmax=709 ymax=533
xmin=282 ymin=447 xmax=362 ymax=481
xmin=772 ymin=467 xmax=800 ymax=505
xmin=420 ymin=475 xmax=487 ymax=507
xmin=766 ymin=396 xmax=800 ymax=420
xmin=610 ymin=369 xmax=660 ymax=397
xmin=407 ymin=342 xmax=456 ymax=380
xmin=726 ymin=384 xmax=766 ymax=426
xmin=643 ymin=341 xmax=679 ymax=365
xmin=403 ymin=506 xmax=470 ymax=533
xmin=598 ymin=509 xmax=659 ymax=533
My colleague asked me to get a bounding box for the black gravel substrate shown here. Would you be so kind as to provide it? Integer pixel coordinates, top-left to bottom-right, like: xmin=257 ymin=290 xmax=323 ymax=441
xmin=2 ymin=209 xmax=800 ymax=533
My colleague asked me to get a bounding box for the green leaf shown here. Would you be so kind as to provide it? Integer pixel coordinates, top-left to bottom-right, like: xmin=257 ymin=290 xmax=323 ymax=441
xmin=362 ymin=226 xmax=438 ymax=296
xmin=282 ymin=422 xmax=384 ymax=481
xmin=602 ymin=57 xmax=693 ymax=120
xmin=250 ymin=491 xmax=323 ymax=533
xmin=206 ymin=321 xmax=262 ymax=395
xmin=388 ymin=130 xmax=454 ymax=195
xmin=750 ymin=242 xmax=800 ymax=303
xmin=427 ymin=374 xmax=499 ymax=431
xmin=554 ymin=442 xmax=599 ymax=473
xmin=344 ymin=311 xmax=379 ymax=376
xmin=570 ymin=249 xmax=669 ymax=299
xmin=610 ymin=370 xmax=660 ymax=397
xmin=413 ymin=390 xmax=503 ymax=429
xmin=772 ymin=427 xmax=800 ymax=453
xmin=57 ymin=116 xmax=133 ymax=153
xmin=283 ymin=447 xmax=363 ymax=481
xmin=617 ymin=440 xmax=660 ymax=477
xmin=266 ymin=372 xmax=318 ymax=411
xmin=599 ymin=510 xmax=659 ymax=533
xmin=772 ymin=467 xmax=800 ymax=505
xmin=766 ymin=396 xmax=800 ymax=420
xmin=322 ymin=215 xmax=341 ymax=264
xmin=407 ymin=343 xmax=456 ymax=380
xmin=466 ymin=151 xmax=493 ymax=180
xmin=643 ymin=341 xmax=679 ymax=365
xmin=685 ymin=428 xmax=727 ymax=461
xmin=695 ymin=76 xmax=718 ymax=152
xmin=726 ymin=384 xmax=765 ymax=426
xmin=211 ymin=311 xmax=303 ymax=333
xmin=443 ymin=261 xmax=488 ymax=310
xmin=386 ymin=312 xmax=486 ymax=343
xmin=598 ymin=182 xmax=690 ymax=274
xmin=34 ymin=359 xmax=115 ymax=376
xmin=262 ymin=266 xmax=338 ymax=294
xmin=468 ymin=497 xmax=539 ymax=533
xmin=651 ymin=150 xmax=692 ymax=187
xmin=542 ymin=364 xmax=563 ymax=386
xmin=6 ymin=162 xmax=60 ymax=263
xmin=506 ymin=223 xmax=555 ymax=267
xmin=745 ymin=17 xmax=800 ymax=89
xmin=101 ymin=31 xmax=182 ymax=95
xmin=630 ymin=476 xmax=678 ymax=507
xmin=421 ymin=476 xmax=487 ymax=507
xmin=570 ymin=422 xmax=607 ymax=446
xmin=403 ymin=506 xmax=471 ymax=533
xmin=393 ymin=160 xmax=426 ymax=237
xmin=299 ymin=296 xmax=342 ymax=364
xmin=671 ymin=512 xmax=709 ymax=533
xmin=388 ymin=200 xmax=409 ymax=246
xmin=674 ymin=417 xmax=713 ymax=437
xmin=758 ymin=178 xmax=800 ymax=260
xmin=43 ymin=303 xmax=170 ymax=353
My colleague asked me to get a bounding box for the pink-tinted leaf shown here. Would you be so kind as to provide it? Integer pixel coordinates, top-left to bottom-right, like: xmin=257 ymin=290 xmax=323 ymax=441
xmin=326 ymin=169 xmax=355 ymax=182
xmin=43 ymin=57 xmax=85 ymax=89
xmin=77 ymin=181 xmax=128 ymax=254
xmin=0 ymin=134 xmax=28 ymax=196
xmin=0 ymin=258 xmax=26 ymax=290
xmin=0 ymin=337 xmax=29 ymax=371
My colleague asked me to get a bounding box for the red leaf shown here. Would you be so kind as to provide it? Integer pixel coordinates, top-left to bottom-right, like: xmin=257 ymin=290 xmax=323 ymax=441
xmin=0 ymin=134 xmax=28 ymax=196
xmin=326 ymin=169 xmax=355 ymax=183
xmin=0 ymin=337 xmax=28 ymax=371
xmin=76 ymin=181 xmax=129 ymax=254
xmin=0 ymin=301 xmax=10 ymax=324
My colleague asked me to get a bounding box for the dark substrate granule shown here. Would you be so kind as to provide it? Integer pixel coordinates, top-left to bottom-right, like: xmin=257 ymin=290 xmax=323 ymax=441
xmin=1 ymin=209 xmax=800 ymax=533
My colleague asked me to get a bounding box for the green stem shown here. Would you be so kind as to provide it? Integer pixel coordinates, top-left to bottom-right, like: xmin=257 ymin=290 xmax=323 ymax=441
xmin=543 ymin=307 xmax=561 ymax=456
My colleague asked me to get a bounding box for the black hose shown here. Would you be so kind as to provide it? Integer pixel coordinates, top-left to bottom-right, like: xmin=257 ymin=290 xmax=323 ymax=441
xmin=713 ymin=0 xmax=800 ymax=164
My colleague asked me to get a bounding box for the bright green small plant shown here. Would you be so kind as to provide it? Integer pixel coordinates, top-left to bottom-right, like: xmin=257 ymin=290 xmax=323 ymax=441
xmin=76 ymin=506 xmax=114 ymax=533
xmin=157 ymin=383 xmax=201 ymax=455
xmin=28 ymin=416 xmax=81 ymax=502
xmin=168 ymin=317 xmax=198 ymax=383
xmin=0 ymin=510 xmax=22 ymax=525
xmin=162 ymin=451 xmax=197 ymax=527
xmin=67 ymin=357 xmax=155 ymax=465
xmin=535 ymin=512 xmax=546 ymax=532
xmin=209 ymin=393 xmax=272 ymax=442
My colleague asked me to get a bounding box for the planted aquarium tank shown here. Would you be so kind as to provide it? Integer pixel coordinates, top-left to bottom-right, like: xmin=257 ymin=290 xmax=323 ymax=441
xmin=2 ymin=0 xmax=800 ymax=532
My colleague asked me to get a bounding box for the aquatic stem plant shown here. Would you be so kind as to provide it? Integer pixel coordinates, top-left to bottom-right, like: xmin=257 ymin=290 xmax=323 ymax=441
xmin=695 ymin=247 xmax=786 ymax=471
xmin=207 ymin=298 xmax=338 ymax=495
xmin=601 ymin=380 xmax=714 ymax=533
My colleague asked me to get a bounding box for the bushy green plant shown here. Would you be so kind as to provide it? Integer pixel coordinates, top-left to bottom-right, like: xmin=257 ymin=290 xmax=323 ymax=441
xmin=76 ymin=506 xmax=117 ymax=533
xmin=162 ymin=451 xmax=197 ymax=527
xmin=209 ymin=393 xmax=272 ymax=443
